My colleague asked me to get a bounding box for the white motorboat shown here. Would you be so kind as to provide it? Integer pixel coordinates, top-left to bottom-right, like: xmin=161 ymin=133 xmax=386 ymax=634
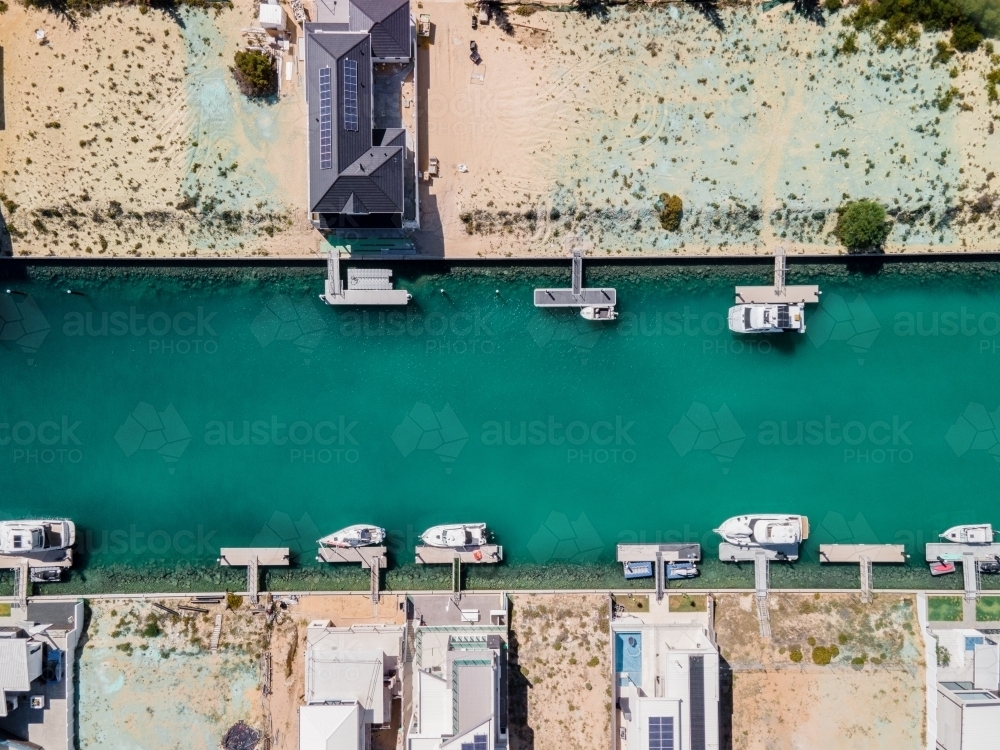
xmin=940 ymin=524 xmax=996 ymax=545
xmin=713 ymin=514 xmax=808 ymax=547
xmin=0 ymin=519 xmax=75 ymax=555
xmin=580 ymin=306 xmax=618 ymax=321
xmin=420 ymin=523 xmax=487 ymax=548
xmin=318 ymin=524 xmax=386 ymax=548
xmin=728 ymin=303 xmax=805 ymax=334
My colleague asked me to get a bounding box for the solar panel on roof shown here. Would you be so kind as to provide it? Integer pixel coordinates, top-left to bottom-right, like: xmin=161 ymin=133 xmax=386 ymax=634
xmin=318 ymin=66 xmax=333 ymax=170
xmin=343 ymin=58 xmax=359 ymax=132
xmin=648 ymin=716 xmax=674 ymax=750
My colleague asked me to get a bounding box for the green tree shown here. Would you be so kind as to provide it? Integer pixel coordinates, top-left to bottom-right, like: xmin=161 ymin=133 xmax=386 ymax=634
xmin=835 ymin=200 xmax=891 ymax=252
xmin=231 ymin=50 xmax=276 ymax=98
xmin=657 ymin=193 xmax=683 ymax=232
xmin=951 ymin=22 xmax=983 ymax=51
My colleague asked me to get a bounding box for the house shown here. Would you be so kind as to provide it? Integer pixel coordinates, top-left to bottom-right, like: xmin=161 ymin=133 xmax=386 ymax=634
xmin=407 ymin=594 xmax=509 ymax=750
xmin=0 ymin=601 xmax=84 ymax=750
xmin=305 ymin=0 xmax=415 ymax=233
xmin=933 ymin=628 xmax=1000 ymax=750
xmin=299 ymin=621 xmax=405 ymax=750
xmin=611 ymin=597 xmax=720 ymax=750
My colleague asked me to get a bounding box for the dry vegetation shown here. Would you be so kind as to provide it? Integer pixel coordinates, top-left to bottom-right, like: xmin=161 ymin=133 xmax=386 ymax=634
xmin=509 ymin=594 xmax=611 ymax=750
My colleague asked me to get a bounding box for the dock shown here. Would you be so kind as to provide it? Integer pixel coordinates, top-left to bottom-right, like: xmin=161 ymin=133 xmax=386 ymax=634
xmin=317 ymin=545 xmax=387 ymax=603
xmin=320 ymin=252 xmax=411 ymax=306
xmin=533 ymin=249 xmax=617 ymax=309
xmin=718 ymin=542 xmax=800 ymax=562
xmin=414 ymin=545 xmax=503 ymax=564
xmin=734 ymin=246 xmax=820 ymax=304
xmin=755 ymin=551 xmax=771 ymax=638
xmin=819 ymin=545 xmax=905 ymax=603
xmin=964 ymin=552 xmax=980 ymax=602
xmin=218 ymin=548 xmax=290 ymax=604
xmin=925 ymin=542 xmax=1000 ymax=562
xmin=616 ymin=543 xmax=701 ymax=563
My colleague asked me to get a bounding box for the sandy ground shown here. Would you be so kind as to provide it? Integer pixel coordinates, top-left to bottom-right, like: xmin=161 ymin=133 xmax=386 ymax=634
xmin=0 ymin=0 xmax=318 ymax=257
xmin=78 ymin=597 xmax=268 ymax=749
xmin=508 ymin=593 xmax=611 ymax=750
xmin=715 ymin=593 xmax=925 ymax=750
xmin=416 ymin=0 xmax=1000 ymax=256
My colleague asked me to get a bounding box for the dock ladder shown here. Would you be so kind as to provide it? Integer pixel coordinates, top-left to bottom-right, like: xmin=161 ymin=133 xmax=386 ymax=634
xmin=754 ymin=551 xmax=771 ymax=639
xmin=655 ymin=551 xmax=664 ymax=602
xmin=210 ymin=614 xmax=223 ymax=653
xmin=14 ymin=560 xmax=28 ymax=611
xmin=247 ymin=555 xmax=260 ymax=605
xmin=860 ymin=555 xmax=873 ymax=604
xmin=964 ymin=553 xmax=980 ymax=602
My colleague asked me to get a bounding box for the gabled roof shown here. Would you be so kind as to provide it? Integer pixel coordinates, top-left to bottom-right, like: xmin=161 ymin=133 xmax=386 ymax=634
xmin=299 ymin=704 xmax=361 ymax=750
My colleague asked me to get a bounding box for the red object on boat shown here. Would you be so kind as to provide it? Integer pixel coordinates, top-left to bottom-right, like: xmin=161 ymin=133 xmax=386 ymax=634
xmin=473 ymin=550 xmax=483 ymax=561
xmin=930 ymin=561 xmax=956 ymax=576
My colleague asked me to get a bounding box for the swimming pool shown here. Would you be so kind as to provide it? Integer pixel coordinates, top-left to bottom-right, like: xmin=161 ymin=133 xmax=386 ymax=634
xmin=615 ymin=631 xmax=642 ymax=687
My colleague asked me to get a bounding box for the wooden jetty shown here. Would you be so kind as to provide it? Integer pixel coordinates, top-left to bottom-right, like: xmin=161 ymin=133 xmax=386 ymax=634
xmin=819 ymin=544 xmax=905 ymax=603
xmin=616 ymin=543 xmax=701 ymax=563
xmin=718 ymin=542 xmax=800 ymax=562
xmin=819 ymin=544 xmax=906 ymax=564
xmin=735 ymin=246 xmax=820 ymax=305
xmin=415 ymin=545 xmax=503 ymax=565
xmin=925 ymin=542 xmax=1000 ymax=563
xmin=317 ymin=545 xmax=387 ymax=603
xmin=320 ymin=252 xmax=411 ymax=306
xmin=218 ymin=548 xmax=290 ymax=604
xmin=533 ymin=249 xmax=617 ymax=309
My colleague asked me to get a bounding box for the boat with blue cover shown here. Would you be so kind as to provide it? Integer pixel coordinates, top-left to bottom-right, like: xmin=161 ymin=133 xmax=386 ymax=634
xmin=623 ymin=561 xmax=653 ymax=579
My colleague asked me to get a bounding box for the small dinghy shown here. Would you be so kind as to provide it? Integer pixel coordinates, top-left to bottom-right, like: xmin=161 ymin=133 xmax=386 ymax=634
xmin=623 ymin=561 xmax=653 ymax=579
xmin=580 ymin=306 xmax=618 ymax=321
xmin=930 ymin=559 xmax=957 ymax=576
xmin=940 ymin=524 xmax=996 ymax=544
xmin=666 ymin=561 xmax=699 ymax=580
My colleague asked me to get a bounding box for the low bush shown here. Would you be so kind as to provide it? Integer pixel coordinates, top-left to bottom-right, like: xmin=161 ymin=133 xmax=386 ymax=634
xmin=657 ymin=193 xmax=683 ymax=231
xmin=231 ymin=50 xmax=276 ymax=98
xmin=835 ymin=199 xmax=891 ymax=252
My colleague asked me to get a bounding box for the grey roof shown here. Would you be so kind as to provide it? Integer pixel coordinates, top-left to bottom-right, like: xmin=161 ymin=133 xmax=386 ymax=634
xmin=350 ymin=0 xmax=411 ymax=59
xmin=306 ymin=23 xmax=406 ymax=219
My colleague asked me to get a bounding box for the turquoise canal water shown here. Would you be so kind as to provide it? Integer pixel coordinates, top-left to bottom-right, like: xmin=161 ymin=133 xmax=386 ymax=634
xmin=3 ymin=262 xmax=1000 ymax=593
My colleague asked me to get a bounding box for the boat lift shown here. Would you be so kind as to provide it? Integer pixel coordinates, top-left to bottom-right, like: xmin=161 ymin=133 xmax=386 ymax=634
xmin=734 ymin=246 xmax=821 ymax=305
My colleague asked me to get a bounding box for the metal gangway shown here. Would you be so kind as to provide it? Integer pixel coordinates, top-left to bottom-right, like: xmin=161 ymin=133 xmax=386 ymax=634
xmin=247 ymin=555 xmax=260 ymax=605
xmin=754 ymin=551 xmax=771 ymax=639
xmin=14 ymin=560 xmax=28 ymax=610
xmin=655 ymin=551 xmax=664 ymax=602
xmin=964 ymin=552 xmax=981 ymax=602
xmin=860 ymin=555 xmax=874 ymax=604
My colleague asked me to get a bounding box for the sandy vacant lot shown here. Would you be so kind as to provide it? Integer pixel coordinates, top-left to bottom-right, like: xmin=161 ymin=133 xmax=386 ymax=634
xmin=509 ymin=593 xmax=612 ymax=750
xmin=0 ymin=0 xmax=316 ymax=258
xmin=78 ymin=597 xmax=267 ymax=749
xmin=417 ymin=0 xmax=1000 ymax=256
xmin=715 ymin=593 xmax=925 ymax=750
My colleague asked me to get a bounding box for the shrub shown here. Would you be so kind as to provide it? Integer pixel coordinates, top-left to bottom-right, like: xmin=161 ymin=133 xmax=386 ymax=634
xmin=811 ymin=645 xmax=839 ymax=665
xmin=951 ymin=23 xmax=983 ymax=52
xmin=586 ymin=656 xmax=600 ymax=667
xmin=789 ymin=647 xmax=803 ymax=663
xmin=835 ymin=199 xmax=890 ymax=252
xmin=823 ymin=0 xmax=841 ymax=10
xmin=226 ymin=592 xmax=244 ymax=610
xmin=937 ymin=642 xmax=951 ymax=667
xmin=231 ymin=50 xmax=276 ymax=98
xmin=141 ymin=619 xmax=162 ymax=638
xmin=657 ymin=193 xmax=683 ymax=231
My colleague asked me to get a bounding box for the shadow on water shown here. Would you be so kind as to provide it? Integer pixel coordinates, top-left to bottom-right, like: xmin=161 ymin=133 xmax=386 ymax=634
xmin=844 ymin=253 xmax=887 ymax=276
xmin=691 ymin=0 xmax=725 ymax=31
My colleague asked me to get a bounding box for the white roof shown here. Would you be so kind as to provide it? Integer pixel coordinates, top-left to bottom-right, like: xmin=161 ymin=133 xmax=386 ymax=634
xmin=258 ymin=3 xmax=285 ymax=25
xmin=0 ymin=638 xmax=41 ymax=718
xmin=300 ymin=704 xmax=361 ymax=750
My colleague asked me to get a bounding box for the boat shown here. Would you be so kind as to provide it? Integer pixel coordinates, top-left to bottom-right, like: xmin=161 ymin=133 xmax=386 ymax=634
xmin=420 ymin=523 xmax=487 ymax=548
xmin=581 ymin=306 xmax=618 ymax=321
xmin=0 ymin=519 xmax=75 ymax=555
xmin=666 ymin=561 xmax=699 ymax=580
xmin=318 ymin=524 xmax=386 ymax=548
xmin=980 ymin=557 xmax=1000 ymax=575
xmin=623 ymin=561 xmax=653 ymax=579
xmin=713 ymin=514 xmax=807 ymax=547
xmin=728 ymin=303 xmax=805 ymax=334
xmin=939 ymin=524 xmax=996 ymax=544
xmin=930 ymin=559 xmax=957 ymax=576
